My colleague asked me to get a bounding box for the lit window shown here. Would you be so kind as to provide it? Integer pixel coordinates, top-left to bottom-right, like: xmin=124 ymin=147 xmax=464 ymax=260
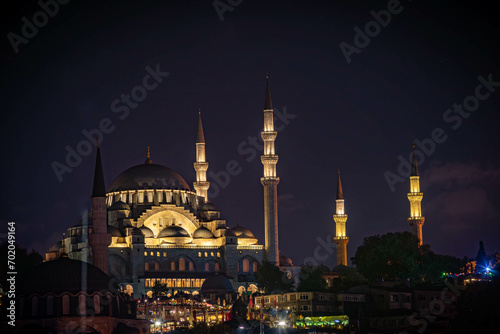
xmin=217 ymin=252 xmax=220 ymax=258
xmin=211 ymin=252 xmax=214 ymax=257
xmin=198 ymin=252 xmax=201 ymax=257
xmin=242 ymin=258 xmax=250 ymax=273
xmin=163 ymin=252 xmax=167 ymax=257
xmin=204 ymin=252 xmax=207 ymax=257
xmin=144 ymin=252 xmax=147 ymax=256
xmin=150 ymin=252 xmax=153 ymax=256
xmin=157 ymin=252 xmax=160 ymax=257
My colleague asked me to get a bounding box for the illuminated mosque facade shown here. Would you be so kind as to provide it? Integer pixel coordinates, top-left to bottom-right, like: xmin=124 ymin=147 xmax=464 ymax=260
xmin=46 ymin=77 xmax=291 ymax=299
xmin=44 ymin=76 xmax=425 ymax=299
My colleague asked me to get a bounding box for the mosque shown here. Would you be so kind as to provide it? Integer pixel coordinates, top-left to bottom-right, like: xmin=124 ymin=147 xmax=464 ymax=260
xmin=45 ymin=76 xmax=291 ymax=299
xmin=44 ymin=76 xmax=426 ymax=300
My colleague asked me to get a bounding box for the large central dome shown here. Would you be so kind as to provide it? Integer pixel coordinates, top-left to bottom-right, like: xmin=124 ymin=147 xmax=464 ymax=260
xmin=108 ymin=163 xmax=191 ymax=192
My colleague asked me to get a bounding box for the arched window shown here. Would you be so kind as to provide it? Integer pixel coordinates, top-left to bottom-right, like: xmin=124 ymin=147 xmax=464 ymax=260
xmin=205 ymin=262 xmax=210 ymax=272
xmin=155 ymin=262 xmax=160 ymax=271
xmin=253 ymin=261 xmax=258 ymax=273
xmin=179 ymin=257 xmax=186 ymax=271
xmin=215 ymin=262 xmax=220 ymax=272
xmin=171 ymin=261 xmax=176 ymax=271
xmin=94 ymin=295 xmax=101 ymax=314
xmin=46 ymin=295 xmax=54 ymax=316
xmin=32 ymin=296 xmax=38 ymax=316
xmin=78 ymin=294 xmax=86 ymax=315
xmin=189 ymin=261 xmax=194 ymax=271
xmin=242 ymin=258 xmax=250 ymax=273
xmin=145 ymin=263 xmax=149 ymax=271
xmin=62 ymin=295 xmax=70 ymax=315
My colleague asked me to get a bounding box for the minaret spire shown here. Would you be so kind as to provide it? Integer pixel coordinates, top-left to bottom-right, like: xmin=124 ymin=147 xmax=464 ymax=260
xmin=333 ymin=170 xmax=349 ymax=266
xmin=336 ymin=169 xmax=344 ymax=200
xmin=193 ymin=109 xmax=210 ymax=202
xmin=145 ymin=146 xmax=152 ymax=164
xmin=260 ymin=74 xmax=280 ymax=265
xmin=88 ymin=146 xmax=111 ymax=274
xmin=407 ymin=143 xmax=425 ymax=245
xmin=92 ymin=145 xmax=106 ymax=197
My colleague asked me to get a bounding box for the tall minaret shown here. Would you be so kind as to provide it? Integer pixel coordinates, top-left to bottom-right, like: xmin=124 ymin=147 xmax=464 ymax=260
xmin=88 ymin=144 xmax=111 ymax=274
xmin=407 ymin=144 xmax=425 ymax=245
xmin=193 ymin=109 xmax=210 ymax=203
xmin=333 ymin=170 xmax=349 ymax=266
xmin=261 ymin=74 xmax=280 ymax=265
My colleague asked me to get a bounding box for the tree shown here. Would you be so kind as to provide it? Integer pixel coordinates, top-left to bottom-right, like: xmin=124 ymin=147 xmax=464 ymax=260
xmin=256 ymin=261 xmax=294 ymax=294
xmin=352 ymin=232 xmax=464 ymax=285
xmin=297 ymin=266 xmax=327 ymax=292
xmin=353 ymin=232 xmax=422 ymax=284
xmin=151 ymin=280 xmax=168 ymax=298
xmin=327 ymin=265 xmax=366 ymax=292
xmin=0 ymin=242 xmax=43 ymax=284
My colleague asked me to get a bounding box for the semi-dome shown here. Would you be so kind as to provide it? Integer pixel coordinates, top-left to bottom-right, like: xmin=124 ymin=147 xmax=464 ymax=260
xmin=158 ymin=224 xmax=190 ymax=238
xmin=279 ymin=254 xmax=293 ymax=267
xmin=18 ymin=257 xmax=115 ymax=295
xmin=193 ymin=226 xmax=214 ymax=239
xmin=109 ymin=200 xmax=131 ymax=211
xmin=200 ymin=273 xmax=234 ymax=294
xmin=108 ymin=163 xmax=191 ymax=192
xmin=232 ymin=225 xmax=255 ymax=238
xmin=199 ymin=202 xmax=218 ymax=211
xmin=140 ymin=226 xmax=154 ymax=238
xmin=107 ymin=225 xmax=123 ymax=237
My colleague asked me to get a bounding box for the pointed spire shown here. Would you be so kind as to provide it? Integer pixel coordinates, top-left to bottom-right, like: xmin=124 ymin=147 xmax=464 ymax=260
xmin=145 ymin=146 xmax=152 ymax=164
xmin=411 ymin=142 xmax=419 ymax=176
xmin=196 ymin=109 xmax=205 ymax=143
xmin=336 ymin=169 xmax=344 ymax=200
xmin=264 ymin=73 xmax=273 ymax=110
xmin=92 ymin=145 xmax=106 ymax=198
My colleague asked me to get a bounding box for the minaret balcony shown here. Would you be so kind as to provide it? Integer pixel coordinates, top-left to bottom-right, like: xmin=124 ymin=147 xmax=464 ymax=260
xmin=261 ymin=131 xmax=277 ymax=141
xmin=194 ymin=162 xmax=209 ymax=172
xmin=261 ymin=155 xmax=279 ymax=165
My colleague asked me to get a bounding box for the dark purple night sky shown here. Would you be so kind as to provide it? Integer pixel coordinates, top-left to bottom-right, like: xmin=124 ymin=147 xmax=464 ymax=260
xmin=1 ymin=0 xmax=500 ymax=269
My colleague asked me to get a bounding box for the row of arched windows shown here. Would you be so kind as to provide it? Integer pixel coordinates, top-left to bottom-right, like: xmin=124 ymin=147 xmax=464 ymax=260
xmin=145 ymin=259 xmax=220 ymax=272
xmin=145 ymin=278 xmax=205 ymax=288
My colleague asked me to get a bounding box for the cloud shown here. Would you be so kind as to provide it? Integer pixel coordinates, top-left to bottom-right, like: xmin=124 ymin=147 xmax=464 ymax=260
xmin=424 ymin=162 xmax=500 ymax=189
xmin=423 ymin=162 xmax=500 ymax=231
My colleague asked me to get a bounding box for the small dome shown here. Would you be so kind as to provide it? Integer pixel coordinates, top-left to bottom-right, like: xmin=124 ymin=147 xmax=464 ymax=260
xmin=224 ymin=228 xmax=236 ymax=237
xmin=48 ymin=241 xmax=62 ymax=253
xmin=200 ymin=273 xmax=234 ymax=294
xmin=232 ymin=225 xmax=255 ymax=238
xmin=131 ymin=227 xmax=143 ymax=235
xmin=199 ymin=202 xmax=218 ymax=211
xmin=107 ymin=225 xmax=123 ymax=237
xmin=158 ymin=224 xmax=190 ymax=238
xmin=193 ymin=226 xmax=214 ymax=239
xmin=140 ymin=226 xmax=154 ymax=238
xmin=109 ymin=200 xmax=131 ymax=211
xmin=279 ymin=255 xmax=293 ymax=267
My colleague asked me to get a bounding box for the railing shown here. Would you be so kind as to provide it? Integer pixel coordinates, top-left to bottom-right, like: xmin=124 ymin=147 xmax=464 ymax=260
xmin=145 ymin=244 xmax=220 ymax=249
xmin=237 ymin=245 xmax=264 ymax=250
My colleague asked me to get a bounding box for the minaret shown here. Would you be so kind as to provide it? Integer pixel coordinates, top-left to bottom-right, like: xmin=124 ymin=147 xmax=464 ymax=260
xmin=260 ymin=74 xmax=280 ymax=265
xmin=193 ymin=109 xmax=210 ymax=202
xmin=333 ymin=170 xmax=349 ymax=266
xmin=407 ymin=143 xmax=425 ymax=245
xmin=88 ymin=144 xmax=112 ymax=274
